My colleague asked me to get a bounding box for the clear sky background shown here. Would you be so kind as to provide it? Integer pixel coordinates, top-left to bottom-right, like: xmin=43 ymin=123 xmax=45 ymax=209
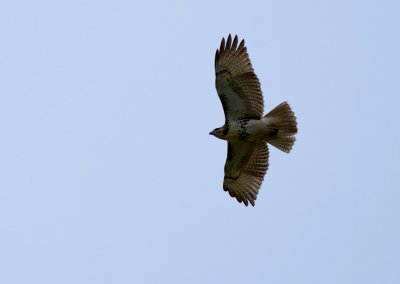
xmin=1 ymin=0 xmax=399 ymax=283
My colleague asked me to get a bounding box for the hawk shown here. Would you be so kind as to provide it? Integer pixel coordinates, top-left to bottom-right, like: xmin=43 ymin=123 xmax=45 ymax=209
xmin=210 ymin=35 xmax=298 ymax=206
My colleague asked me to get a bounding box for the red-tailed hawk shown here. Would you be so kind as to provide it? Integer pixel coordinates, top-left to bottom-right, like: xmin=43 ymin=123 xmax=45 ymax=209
xmin=210 ymin=35 xmax=298 ymax=206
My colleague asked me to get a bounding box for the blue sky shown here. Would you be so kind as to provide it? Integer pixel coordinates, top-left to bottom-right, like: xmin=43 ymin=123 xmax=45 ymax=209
xmin=0 ymin=0 xmax=399 ymax=283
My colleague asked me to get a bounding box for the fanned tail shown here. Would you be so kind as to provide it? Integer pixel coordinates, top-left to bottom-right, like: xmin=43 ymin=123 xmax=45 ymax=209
xmin=262 ymin=102 xmax=298 ymax=153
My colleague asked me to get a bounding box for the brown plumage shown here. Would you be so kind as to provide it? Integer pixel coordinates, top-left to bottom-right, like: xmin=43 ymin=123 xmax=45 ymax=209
xmin=215 ymin=35 xmax=263 ymax=121
xmin=224 ymin=142 xmax=268 ymax=206
xmin=210 ymin=34 xmax=298 ymax=206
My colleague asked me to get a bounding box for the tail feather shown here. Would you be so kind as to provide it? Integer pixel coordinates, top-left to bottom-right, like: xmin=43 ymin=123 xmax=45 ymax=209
xmin=263 ymin=102 xmax=298 ymax=153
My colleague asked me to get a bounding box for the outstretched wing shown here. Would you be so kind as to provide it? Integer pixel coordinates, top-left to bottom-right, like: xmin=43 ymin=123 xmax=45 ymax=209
xmin=215 ymin=34 xmax=264 ymax=122
xmin=223 ymin=142 xmax=269 ymax=206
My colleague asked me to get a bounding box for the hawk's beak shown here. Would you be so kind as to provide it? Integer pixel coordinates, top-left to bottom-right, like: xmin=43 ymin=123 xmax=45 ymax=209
xmin=209 ymin=131 xmax=213 ymax=135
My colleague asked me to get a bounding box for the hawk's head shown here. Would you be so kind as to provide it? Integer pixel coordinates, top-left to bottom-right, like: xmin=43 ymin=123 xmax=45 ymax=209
xmin=209 ymin=126 xmax=227 ymax=140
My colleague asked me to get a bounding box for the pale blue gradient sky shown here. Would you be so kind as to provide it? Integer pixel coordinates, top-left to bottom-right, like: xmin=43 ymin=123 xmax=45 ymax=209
xmin=1 ymin=1 xmax=399 ymax=283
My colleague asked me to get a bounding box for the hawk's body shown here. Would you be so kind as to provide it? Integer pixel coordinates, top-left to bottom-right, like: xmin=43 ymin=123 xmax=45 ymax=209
xmin=210 ymin=35 xmax=298 ymax=206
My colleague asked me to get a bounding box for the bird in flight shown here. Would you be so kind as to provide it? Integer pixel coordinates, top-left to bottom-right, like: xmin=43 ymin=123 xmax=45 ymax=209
xmin=210 ymin=34 xmax=298 ymax=206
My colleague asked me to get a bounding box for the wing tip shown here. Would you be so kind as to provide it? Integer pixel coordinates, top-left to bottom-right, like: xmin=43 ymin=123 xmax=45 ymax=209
xmin=220 ymin=37 xmax=226 ymax=52
xmin=215 ymin=34 xmax=246 ymax=69
xmin=218 ymin=34 xmax=243 ymax=52
xmin=226 ymin=34 xmax=232 ymax=49
xmin=223 ymin=184 xmax=257 ymax=207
